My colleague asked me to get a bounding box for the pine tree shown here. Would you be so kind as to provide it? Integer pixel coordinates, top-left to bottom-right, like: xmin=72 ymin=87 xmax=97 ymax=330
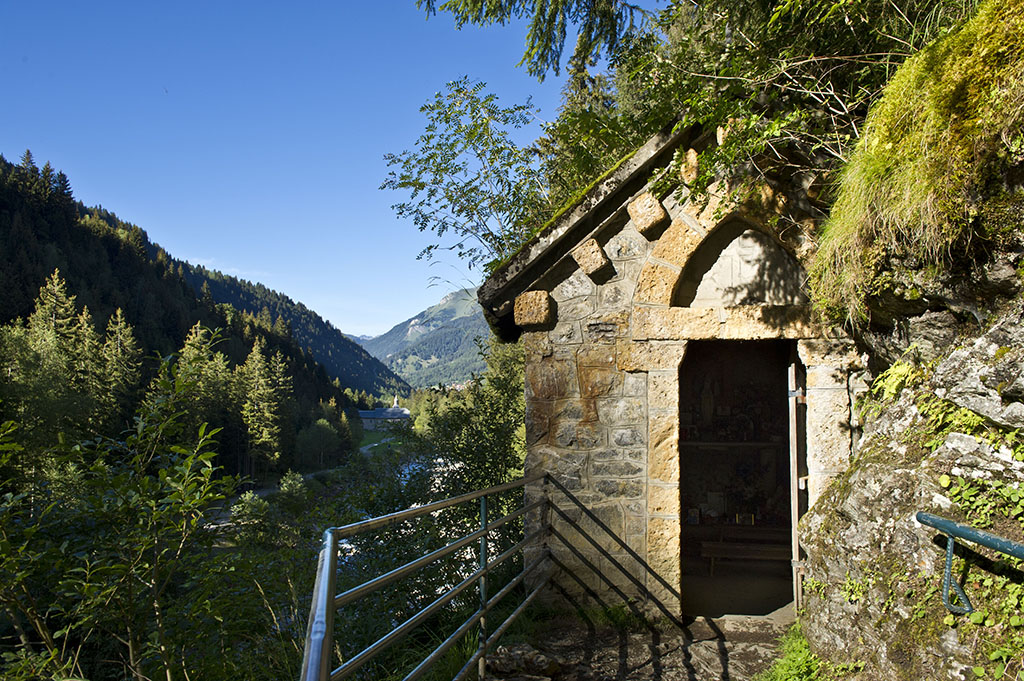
xmin=237 ymin=338 xmax=288 ymax=480
xmin=72 ymin=306 xmax=103 ymax=427
xmin=174 ymin=324 xmax=235 ymax=450
xmin=101 ymin=309 xmax=142 ymax=431
xmin=28 ymin=270 xmax=78 ymax=345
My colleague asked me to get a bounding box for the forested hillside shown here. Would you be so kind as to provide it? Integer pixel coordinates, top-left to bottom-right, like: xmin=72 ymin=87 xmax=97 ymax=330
xmin=359 ymin=288 xmax=488 ymax=387
xmin=0 ymin=153 xmax=377 ymax=479
xmin=178 ymin=263 xmax=409 ymax=397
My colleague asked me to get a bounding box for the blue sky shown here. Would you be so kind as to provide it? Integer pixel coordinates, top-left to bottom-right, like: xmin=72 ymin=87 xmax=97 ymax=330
xmin=1 ymin=2 xmax=581 ymax=336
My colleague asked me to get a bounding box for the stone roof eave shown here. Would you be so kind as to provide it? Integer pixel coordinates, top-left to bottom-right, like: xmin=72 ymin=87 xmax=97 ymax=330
xmin=478 ymin=121 xmax=699 ymax=342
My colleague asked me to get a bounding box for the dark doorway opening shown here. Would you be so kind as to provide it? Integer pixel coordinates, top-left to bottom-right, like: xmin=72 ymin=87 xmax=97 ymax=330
xmin=678 ymin=340 xmax=796 ymax=616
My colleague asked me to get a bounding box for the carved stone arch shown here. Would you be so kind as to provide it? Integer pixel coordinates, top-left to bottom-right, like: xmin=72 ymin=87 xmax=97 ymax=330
xmin=673 ymin=213 xmax=809 ymax=309
xmin=630 ymin=209 xmax=808 ymax=313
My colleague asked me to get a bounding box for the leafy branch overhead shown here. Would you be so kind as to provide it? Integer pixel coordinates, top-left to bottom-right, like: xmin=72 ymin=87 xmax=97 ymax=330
xmin=416 ymin=0 xmax=652 ymax=79
xmin=381 ymin=77 xmax=547 ymax=271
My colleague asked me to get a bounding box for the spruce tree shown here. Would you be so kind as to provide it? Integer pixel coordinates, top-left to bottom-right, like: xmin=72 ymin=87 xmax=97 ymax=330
xmin=237 ymin=338 xmax=286 ymax=480
xmin=102 ymin=309 xmax=142 ymax=431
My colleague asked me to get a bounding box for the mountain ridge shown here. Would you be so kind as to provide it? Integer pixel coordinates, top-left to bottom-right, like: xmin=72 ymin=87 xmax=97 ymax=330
xmin=359 ymin=287 xmax=490 ymax=388
xmin=178 ymin=263 xmax=410 ymax=397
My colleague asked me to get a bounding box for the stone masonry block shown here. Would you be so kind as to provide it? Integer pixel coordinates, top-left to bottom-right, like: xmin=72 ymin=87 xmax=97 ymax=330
xmin=627 ymin=192 xmax=669 ymax=237
xmin=553 ymin=421 xmax=606 ymax=450
xmin=521 ymin=331 xmax=552 ymax=361
xmin=551 ymin=321 xmax=583 ymax=345
xmin=650 ymin=219 xmax=704 ymax=269
xmin=616 ymin=340 xmax=687 ymax=372
xmin=611 ymin=428 xmax=646 ymax=447
xmin=591 ymin=459 xmax=644 ymax=478
xmin=806 ymin=388 xmax=853 ymax=471
xmin=525 ymin=359 xmax=578 ymax=400
xmin=634 ymin=261 xmax=680 ymax=306
xmin=552 ymin=269 xmax=595 ymax=301
xmin=572 ymin=238 xmax=611 ymax=277
xmin=623 ymin=372 xmax=647 ymax=397
xmin=798 ymin=338 xmax=862 ymax=369
xmin=647 ymin=517 xmax=681 ymax=589
xmin=596 ymin=397 xmax=645 ymax=426
xmin=680 ymin=148 xmax=699 ymax=185
xmin=632 ymin=307 xmax=720 ymax=341
xmin=649 ymin=414 xmax=679 ymax=483
xmin=525 ymin=401 xmax=551 ymax=445
xmin=577 ymin=346 xmax=616 ymax=367
xmin=648 ymin=484 xmax=680 ymax=516
xmin=585 ymin=312 xmax=630 ymax=344
xmin=632 ymin=305 xmax=821 ymax=342
xmin=605 ymin=227 xmax=647 ymax=259
xmin=558 ymin=297 xmax=597 ymax=322
xmin=599 ymin=279 xmax=635 ymax=310
xmin=579 ymin=366 xmax=621 ymax=398
xmin=595 ymin=479 xmax=645 ymax=499
xmin=720 ymin=305 xmax=821 ymax=340
xmin=647 ymin=371 xmax=679 ymax=410
xmin=514 ymin=290 xmax=554 ymax=327
xmin=806 ymin=365 xmax=848 ymax=390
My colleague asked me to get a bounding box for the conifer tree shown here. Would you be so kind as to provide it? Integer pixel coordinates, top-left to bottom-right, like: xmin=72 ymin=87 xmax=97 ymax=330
xmin=102 ymin=308 xmax=142 ymax=431
xmin=237 ymin=338 xmax=289 ymax=480
xmin=174 ymin=324 xmax=235 ymax=448
xmin=27 ymin=270 xmax=77 ymax=344
xmin=72 ymin=306 xmax=104 ymax=426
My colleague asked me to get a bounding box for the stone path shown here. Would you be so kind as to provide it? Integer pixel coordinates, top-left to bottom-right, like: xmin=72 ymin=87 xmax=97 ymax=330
xmin=487 ymin=609 xmax=792 ymax=681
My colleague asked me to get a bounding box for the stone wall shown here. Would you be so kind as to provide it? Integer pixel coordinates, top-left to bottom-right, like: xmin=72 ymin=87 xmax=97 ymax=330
xmin=516 ymin=183 xmax=860 ymax=609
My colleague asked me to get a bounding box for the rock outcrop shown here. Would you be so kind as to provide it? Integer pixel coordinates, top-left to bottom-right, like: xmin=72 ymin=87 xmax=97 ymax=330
xmin=800 ymin=302 xmax=1024 ymax=679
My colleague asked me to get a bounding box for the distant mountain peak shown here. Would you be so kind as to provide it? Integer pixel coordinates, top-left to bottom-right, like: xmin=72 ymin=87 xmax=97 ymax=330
xmin=361 ymin=286 xmax=488 ymax=388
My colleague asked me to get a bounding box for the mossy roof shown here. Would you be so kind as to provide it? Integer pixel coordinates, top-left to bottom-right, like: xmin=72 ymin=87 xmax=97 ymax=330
xmin=478 ymin=121 xmax=697 ymax=341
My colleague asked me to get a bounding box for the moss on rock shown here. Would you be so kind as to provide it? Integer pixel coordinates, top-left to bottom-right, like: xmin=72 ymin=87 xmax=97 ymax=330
xmin=810 ymin=0 xmax=1024 ymax=325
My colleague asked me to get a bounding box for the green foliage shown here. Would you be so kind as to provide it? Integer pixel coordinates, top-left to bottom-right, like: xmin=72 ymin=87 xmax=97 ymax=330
xmin=754 ymin=622 xmax=822 ymax=681
xmin=858 ymin=355 xmax=927 ymax=423
xmin=399 ymin=337 xmax=526 ymax=496
xmin=0 ymin=355 xmax=237 ymax=680
xmin=0 ymin=156 xmax=370 ymax=480
xmin=181 ymin=261 xmax=410 ymax=397
xmin=231 ymin=490 xmax=273 ymax=544
xmin=382 ymin=77 xmax=547 ymax=272
xmin=417 ymin=0 xmax=651 ymax=79
xmin=755 ymin=622 xmax=865 ymax=680
xmin=839 ymin=574 xmax=866 ymax=603
xmin=916 ymin=394 xmax=1013 ymax=453
xmin=810 ymin=0 xmax=1024 ymax=324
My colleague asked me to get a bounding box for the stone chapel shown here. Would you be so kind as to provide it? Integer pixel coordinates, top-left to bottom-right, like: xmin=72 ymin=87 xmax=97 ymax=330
xmin=479 ymin=123 xmax=868 ymax=616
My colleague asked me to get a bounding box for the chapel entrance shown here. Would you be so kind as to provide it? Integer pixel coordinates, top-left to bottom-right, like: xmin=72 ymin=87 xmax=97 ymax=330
xmin=677 ymin=339 xmax=803 ymax=616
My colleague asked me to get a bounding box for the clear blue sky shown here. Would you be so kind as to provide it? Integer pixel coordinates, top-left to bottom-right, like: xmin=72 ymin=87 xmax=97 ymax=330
xmin=1 ymin=2 xmax=576 ymax=336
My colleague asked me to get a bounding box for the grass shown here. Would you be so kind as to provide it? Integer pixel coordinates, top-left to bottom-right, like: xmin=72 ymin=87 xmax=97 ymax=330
xmin=753 ymin=622 xmax=822 ymax=681
xmin=809 ymin=0 xmax=1024 ymax=325
xmin=358 ymin=429 xmax=389 ymax=450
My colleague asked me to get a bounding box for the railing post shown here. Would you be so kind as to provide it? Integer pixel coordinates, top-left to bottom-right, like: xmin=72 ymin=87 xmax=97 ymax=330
xmin=478 ymin=495 xmax=488 ymax=680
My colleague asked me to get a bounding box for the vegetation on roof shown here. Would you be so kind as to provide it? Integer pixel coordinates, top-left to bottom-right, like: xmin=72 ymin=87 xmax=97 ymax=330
xmin=490 ymin=146 xmax=641 ymax=273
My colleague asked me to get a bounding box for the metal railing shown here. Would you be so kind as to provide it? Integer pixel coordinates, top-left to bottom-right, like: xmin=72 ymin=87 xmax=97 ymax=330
xmin=300 ymin=472 xmax=680 ymax=681
xmin=917 ymin=511 xmax=1024 ymax=614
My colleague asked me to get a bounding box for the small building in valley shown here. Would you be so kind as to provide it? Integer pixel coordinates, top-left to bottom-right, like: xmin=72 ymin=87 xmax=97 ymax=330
xmin=358 ymin=395 xmax=411 ymax=431
xmin=479 ymin=124 xmax=867 ymax=617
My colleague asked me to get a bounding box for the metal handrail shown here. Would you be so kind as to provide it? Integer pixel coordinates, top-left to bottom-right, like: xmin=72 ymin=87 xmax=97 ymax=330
xmin=300 ymin=474 xmax=543 ymax=681
xmin=334 ymin=499 xmax=544 ymax=609
xmin=917 ymin=511 xmax=1024 ymax=613
xmin=300 ymin=471 xmax=680 ymax=681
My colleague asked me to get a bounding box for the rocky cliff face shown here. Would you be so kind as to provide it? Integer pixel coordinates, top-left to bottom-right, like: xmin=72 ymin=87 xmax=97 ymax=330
xmin=800 ymin=302 xmax=1024 ymax=679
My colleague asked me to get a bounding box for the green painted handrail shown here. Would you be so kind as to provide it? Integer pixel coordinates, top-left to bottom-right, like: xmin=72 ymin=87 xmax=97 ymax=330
xmin=916 ymin=511 xmax=1024 ymax=614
